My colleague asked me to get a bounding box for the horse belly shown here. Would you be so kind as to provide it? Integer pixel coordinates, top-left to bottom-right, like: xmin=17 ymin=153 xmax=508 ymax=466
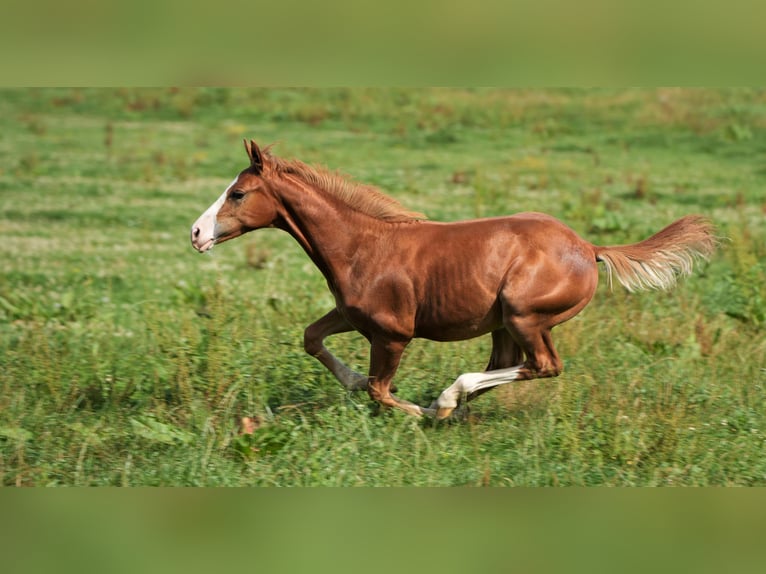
xmin=414 ymin=315 xmax=501 ymax=342
xmin=412 ymin=281 xmax=504 ymax=342
xmin=407 ymin=224 xmax=514 ymax=341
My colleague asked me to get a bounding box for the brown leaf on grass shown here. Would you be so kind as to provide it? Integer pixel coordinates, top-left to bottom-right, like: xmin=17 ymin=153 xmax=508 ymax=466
xmin=240 ymin=416 xmax=262 ymax=435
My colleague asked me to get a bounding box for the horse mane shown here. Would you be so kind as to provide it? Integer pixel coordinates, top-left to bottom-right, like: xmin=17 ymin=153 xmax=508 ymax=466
xmin=263 ymin=148 xmax=427 ymax=223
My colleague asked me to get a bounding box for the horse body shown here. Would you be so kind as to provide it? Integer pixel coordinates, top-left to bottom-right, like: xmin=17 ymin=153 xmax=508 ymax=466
xmin=191 ymin=140 xmax=716 ymax=419
xmin=341 ymin=214 xmax=598 ymax=344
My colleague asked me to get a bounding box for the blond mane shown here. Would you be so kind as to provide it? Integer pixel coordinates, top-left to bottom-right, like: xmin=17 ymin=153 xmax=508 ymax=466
xmin=265 ymin=150 xmax=426 ymax=223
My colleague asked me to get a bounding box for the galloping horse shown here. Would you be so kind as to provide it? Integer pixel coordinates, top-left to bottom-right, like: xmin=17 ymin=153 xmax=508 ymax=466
xmin=191 ymin=140 xmax=716 ymax=419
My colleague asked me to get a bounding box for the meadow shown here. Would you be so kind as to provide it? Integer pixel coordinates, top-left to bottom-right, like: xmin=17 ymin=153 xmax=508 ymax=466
xmin=0 ymin=88 xmax=764 ymax=486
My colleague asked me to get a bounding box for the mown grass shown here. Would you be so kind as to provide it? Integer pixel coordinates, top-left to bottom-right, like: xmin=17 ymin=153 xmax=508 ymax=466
xmin=0 ymin=88 xmax=764 ymax=486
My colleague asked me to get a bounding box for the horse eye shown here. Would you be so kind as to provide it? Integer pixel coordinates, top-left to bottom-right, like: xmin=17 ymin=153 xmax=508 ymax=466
xmin=230 ymin=190 xmax=246 ymax=201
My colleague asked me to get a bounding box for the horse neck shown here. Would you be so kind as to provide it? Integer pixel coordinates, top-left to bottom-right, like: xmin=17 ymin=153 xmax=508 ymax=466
xmin=271 ymin=176 xmax=384 ymax=286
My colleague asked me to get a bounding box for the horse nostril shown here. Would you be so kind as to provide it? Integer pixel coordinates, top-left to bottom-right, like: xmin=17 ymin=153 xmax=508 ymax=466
xmin=192 ymin=226 xmax=200 ymax=239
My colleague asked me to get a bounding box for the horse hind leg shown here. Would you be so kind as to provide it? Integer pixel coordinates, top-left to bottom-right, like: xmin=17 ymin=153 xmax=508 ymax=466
xmin=431 ymin=365 xmax=526 ymax=419
xmin=431 ymin=253 xmax=596 ymax=419
xmin=430 ymin=329 xmax=525 ymax=418
xmin=431 ymin=321 xmax=563 ymax=420
xmin=467 ymin=329 xmax=525 ymax=403
xmin=438 ymin=269 xmax=594 ymax=417
xmin=433 ymin=329 xmax=525 ymax=416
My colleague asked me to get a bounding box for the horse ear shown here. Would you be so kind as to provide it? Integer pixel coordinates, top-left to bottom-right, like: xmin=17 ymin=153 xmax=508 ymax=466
xmin=244 ymin=139 xmax=264 ymax=174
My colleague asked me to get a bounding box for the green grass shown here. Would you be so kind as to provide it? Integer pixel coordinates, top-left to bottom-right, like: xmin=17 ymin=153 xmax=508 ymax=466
xmin=1 ymin=88 xmax=765 ymax=486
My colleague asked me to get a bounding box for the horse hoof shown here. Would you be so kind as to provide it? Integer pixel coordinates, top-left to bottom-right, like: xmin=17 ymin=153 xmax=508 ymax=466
xmin=436 ymin=407 xmax=455 ymax=420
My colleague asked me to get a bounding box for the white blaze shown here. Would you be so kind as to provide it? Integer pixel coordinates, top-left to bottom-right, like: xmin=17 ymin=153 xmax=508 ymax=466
xmin=191 ymin=178 xmax=237 ymax=252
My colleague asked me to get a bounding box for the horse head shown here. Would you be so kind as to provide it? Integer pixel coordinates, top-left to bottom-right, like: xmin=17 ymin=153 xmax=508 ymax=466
xmin=190 ymin=140 xmax=279 ymax=253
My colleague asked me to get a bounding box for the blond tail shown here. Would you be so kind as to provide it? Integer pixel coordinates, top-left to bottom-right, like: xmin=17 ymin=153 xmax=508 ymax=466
xmin=594 ymin=215 xmax=717 ymax=292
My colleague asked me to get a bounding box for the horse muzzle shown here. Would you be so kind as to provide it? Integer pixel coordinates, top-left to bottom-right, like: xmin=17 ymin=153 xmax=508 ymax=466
xmin=190 ymin=220 xmax=217 ymax=253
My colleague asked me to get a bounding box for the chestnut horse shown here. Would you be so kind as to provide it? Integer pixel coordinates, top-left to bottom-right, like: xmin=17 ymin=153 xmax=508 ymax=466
xmin=191 ymin=140 xmax=716 ymax=419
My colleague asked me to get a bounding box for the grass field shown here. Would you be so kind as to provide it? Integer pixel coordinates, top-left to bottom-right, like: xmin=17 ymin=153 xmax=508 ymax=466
xmin=0 ymin=88 xmax=764 ymax=486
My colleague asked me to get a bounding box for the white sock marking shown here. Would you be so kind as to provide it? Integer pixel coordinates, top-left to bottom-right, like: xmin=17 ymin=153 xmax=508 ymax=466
xmin=434 ymin=365 xmax=524 ymax=409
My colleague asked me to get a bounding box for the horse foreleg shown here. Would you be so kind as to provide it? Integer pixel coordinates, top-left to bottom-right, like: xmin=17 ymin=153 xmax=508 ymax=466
xmin=304 ymin=309 xmax=368 ymax=391
xmin=368 ymin=337 xmax=435 ymax=418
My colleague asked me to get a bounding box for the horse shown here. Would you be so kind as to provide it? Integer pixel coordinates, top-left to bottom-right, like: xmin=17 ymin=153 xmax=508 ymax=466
xmin=190 ymin=140 xmax=717 ymax=419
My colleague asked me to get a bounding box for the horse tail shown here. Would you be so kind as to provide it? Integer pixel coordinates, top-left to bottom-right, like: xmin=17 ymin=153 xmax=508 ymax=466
xmin=594 ymin=215 xmax=717 ymax=292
